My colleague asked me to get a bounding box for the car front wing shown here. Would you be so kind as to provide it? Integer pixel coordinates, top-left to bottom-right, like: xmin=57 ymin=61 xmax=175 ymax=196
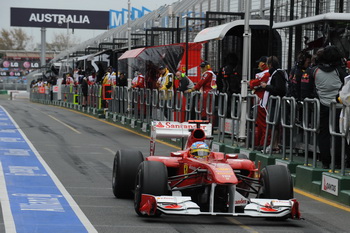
xmin=138 ymin=194 xmax=301 ymax=219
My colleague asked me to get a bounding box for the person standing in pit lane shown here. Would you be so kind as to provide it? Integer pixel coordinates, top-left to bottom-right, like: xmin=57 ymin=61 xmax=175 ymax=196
xmin=131 ymin=71 xmax=145 ymax=89
xmin=308 ymin=45 xmax=348 ymax=169
xmin=260 ymin=56 xmax=288 ymax=153
xmin=175 ymin=70 xmax=194 ymax=93
xmin=157 ymin=65 xmax=174 ymax=120
xmin=249 ymin=56 xmax=270 ymax=150
xmin=189 ymin=61 xmax=217 ymax=120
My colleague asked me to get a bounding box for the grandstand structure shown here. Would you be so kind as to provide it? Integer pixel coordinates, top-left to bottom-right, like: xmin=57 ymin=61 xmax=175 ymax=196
xmin=50 ymin=0 xmax=350 ymax=75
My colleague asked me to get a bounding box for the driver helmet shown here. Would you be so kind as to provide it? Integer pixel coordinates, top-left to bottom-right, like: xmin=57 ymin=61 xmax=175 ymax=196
xmin=190 ymin=142 xmax=210 ymax=158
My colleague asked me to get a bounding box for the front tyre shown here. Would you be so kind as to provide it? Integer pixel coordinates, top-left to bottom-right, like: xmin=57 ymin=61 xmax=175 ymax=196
xmin=134 ymin=161 xmax=169 ymax=216
xmin=112 ymin=149 xmax=144 ymax=198
xmin=259 ymin=165 xmax=293 ymax=200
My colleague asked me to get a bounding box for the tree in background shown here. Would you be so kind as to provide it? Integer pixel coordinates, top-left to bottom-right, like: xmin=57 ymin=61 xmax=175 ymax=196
xmin=0 ymin=28 xmax=32 ymax=50
xmin=46 ymin=32 xmax=81 ymax=52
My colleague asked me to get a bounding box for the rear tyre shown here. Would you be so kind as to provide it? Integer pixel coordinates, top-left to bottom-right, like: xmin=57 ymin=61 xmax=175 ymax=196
xmin=237 ymin=154 xmax=249 ymax=159
xmin=112 ymin=149 xmax=144 ymax=198
xmin=134 ymin=161 xmax=169 ymax=216
xmin=259 ymin=165 xmax=293 ymax=200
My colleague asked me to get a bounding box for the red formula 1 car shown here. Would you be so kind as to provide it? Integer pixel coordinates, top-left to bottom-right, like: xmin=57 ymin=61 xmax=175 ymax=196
xmin=112 ymin=120 xmax=300 ymax=219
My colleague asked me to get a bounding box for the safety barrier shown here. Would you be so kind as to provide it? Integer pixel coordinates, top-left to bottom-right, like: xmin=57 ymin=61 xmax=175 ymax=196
xmin=174 ymin=90 xmax=183 ymax=122
xmin=217 ymin=93 xmax=228 ymax=143
xmin=30 ymin=85 xmax=349 ymax=175
xmin=185 ymin=92 xmax=195 ymax=122
xmin=230 ymin=93 xmax=242 ymax=146
xmin=281 ymin=96 xmax=296 ymax=161
xmin=245 ymin=94 xmax=259 ymax=150
xmin=193 ymin=91 xmax=203 ymax=120
xmin=330 ymin=101 xmax=349 ymax=175
xmin=262 ymin=95 xmax=281 ymax=156
xmin=302 ymin=98 xmax=320 ymax=168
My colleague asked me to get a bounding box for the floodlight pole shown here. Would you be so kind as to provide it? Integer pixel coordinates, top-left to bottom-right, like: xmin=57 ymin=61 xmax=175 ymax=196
xmin=127 ymin=0 xmax=132 ymax=87
xmin=40 ymin=28 xmax=46 ymax=68
xmin=239 ymin=0 xmax=251 ymax=140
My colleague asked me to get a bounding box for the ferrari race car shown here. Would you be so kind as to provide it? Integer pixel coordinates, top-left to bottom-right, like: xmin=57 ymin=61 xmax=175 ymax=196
xmin=112 ymin=120 xmax=300 ymax=219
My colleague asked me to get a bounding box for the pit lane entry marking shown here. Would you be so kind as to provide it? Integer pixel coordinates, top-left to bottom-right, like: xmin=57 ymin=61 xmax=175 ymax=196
xmin=0 ymin=106 xmax=97 ymax=233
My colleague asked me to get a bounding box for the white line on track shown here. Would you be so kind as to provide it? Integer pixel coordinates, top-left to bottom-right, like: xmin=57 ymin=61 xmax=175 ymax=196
xmin=0 ymin=162 xmax=17 ymax=233
xmin=48 ymin=114 xmax=82 ymax=134
xmin=103 ymin=147 xmax=115 ymax=155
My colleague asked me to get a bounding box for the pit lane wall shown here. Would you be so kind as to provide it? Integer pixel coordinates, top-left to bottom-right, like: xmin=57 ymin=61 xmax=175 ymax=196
xmin=30 ymin=85 xmax=350 ymax=206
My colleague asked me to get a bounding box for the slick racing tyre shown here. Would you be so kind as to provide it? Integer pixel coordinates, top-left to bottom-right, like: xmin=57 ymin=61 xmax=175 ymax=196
xmin=237 ymin=153 xmax=249 ymax=159
xmin=134 ymin=161 xmax=169 ymax=217
xmin=259 ymin=165 xmax=293 ymax=200
xmin=112 ymin=149 xmax=144 ymax=198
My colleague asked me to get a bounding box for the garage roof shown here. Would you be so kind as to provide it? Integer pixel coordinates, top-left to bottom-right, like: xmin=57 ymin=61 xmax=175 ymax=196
xmin=118 ymin=47 xmax=145 ymax=60
xmin=273 ymin=13 xmax=350 ymax=29
xmin=193 ymin=19 xmax=270 ymax=42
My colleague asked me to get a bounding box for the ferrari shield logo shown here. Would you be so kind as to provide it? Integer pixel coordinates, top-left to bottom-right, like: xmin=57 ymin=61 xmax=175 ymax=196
xmin=184 ymin=164 xmax=188 ymax=174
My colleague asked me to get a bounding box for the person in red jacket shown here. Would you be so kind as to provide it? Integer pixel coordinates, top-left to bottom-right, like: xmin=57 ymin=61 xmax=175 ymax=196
xmin=249 ymin=56 xmax=270 ymax=149
xmin=190 ymin=61 xmax=217 ymax=119
xmin=131 ymin=71 xmax=145 ymax=89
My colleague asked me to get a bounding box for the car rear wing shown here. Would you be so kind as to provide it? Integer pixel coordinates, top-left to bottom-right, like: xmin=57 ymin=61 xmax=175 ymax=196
xmin=150 ymin=121 xmax=212 ymax=156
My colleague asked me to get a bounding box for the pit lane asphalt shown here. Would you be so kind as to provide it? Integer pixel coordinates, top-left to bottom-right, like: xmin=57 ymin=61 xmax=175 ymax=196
xmin=0 ymin=95 xmax=350 ymax=233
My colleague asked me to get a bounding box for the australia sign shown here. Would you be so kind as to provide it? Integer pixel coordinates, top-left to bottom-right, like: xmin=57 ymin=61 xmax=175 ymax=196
xmin=11 ymin=8 xmax=109 ymax=29
xmin=11 ymin=7 xmax=152 ymax=30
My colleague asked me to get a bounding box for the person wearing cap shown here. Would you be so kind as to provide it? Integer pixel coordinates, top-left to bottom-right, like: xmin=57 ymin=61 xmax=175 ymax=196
xmin=157 ymin=65 xmax=173 ymax=93
xmin=250 ymin=56 xmax=270 ymax=99
xmin=157 ymin=65 xmax=174 ymax=119
xmin=189 ymin=61 xmax=217 ymax=119
xmin=108 ymin=68 xmax=117 ymax=86
xmin=287 ymin=51 xmax=312 ymax=101
xmin=249 ymin=56 xmax=270 ymax=149
xmin=118 ymin=72 xmax=128 ymax=87
xmin=102 ymin=66 xmax=112 ymax=85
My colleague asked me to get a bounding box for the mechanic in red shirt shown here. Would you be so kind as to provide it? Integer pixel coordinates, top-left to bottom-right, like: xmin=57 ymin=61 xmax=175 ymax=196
xmin=249 ymin=56 xmax=270 ymax=149
xmin=190 ymin=61 xmax=217 ymax=119
xmin=65 ymin=73 xmax=74 ymax=85
xmin=131 ymin=71 xmax=145 ymax=89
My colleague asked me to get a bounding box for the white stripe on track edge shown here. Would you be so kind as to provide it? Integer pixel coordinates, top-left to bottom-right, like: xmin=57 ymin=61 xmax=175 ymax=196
xmin=0 ymin=161 xmax=16 ymax=233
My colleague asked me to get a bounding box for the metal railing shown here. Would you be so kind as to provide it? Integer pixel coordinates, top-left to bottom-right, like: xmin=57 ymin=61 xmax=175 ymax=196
xmin=30 ymin=85 xmax=350 ymax=176
xmin=246 ymin=94 xmax=259 ymax=150
xmin=281 ymin=96 xmax=296 ymax=161
xmin=302 ymin=98 xmax=320 ymax=168
xmin=330 ymin=101 xmax=349 ymax=175
xmin=262 ymin=96 xmax=281 ymax=156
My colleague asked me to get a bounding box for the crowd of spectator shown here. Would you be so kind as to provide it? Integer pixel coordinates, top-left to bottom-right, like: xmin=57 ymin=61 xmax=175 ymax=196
xmin=248 ymin=45 xmax=350 ymax=169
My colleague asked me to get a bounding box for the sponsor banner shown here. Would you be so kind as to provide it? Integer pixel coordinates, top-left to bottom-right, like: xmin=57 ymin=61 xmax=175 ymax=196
xmin=38 ymin=87 xmax=45 ymax=94
xmin=151 ymin=121 xmax=212 ymax=141
xmin=11 ymin=7 xmax=109 ymax=29
xmin=52 ymin=85 xmax=59 ymax=93
xmin=321 ymin=174 xmax=339 ymax=196
xmin=109 ymin=7 xmax=151 ymax=28
xmin=0 ymin=71 xmax=23 ymax=77
xmin=224 ymin=118 xmax=233 ymax=134
xmin=1 ymin=60 xmax=40 ymax=70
